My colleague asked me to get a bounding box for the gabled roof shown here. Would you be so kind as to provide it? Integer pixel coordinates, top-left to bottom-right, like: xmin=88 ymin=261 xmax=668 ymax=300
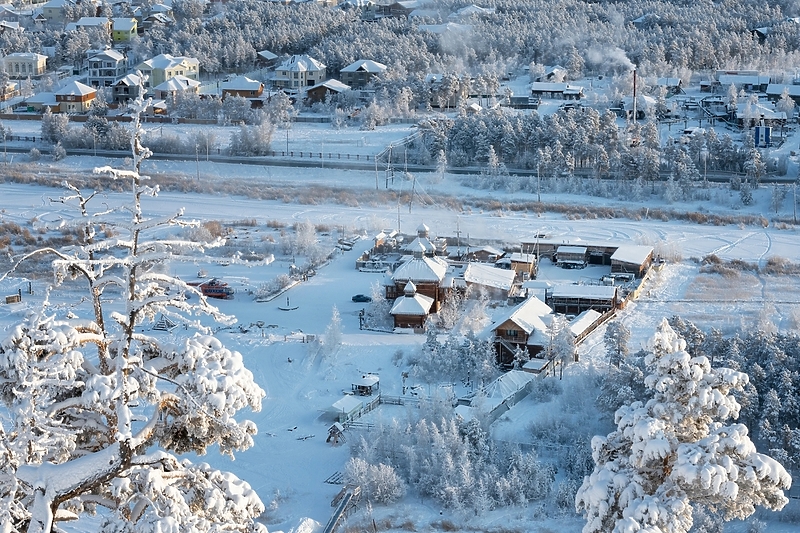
xmin=393 ymin=255 xmax=447 ymax=283
xmin=139 ymin=53 xmax=198 ymax=71
xmin=557 ymin=245 xmax=587 ymax=255
xmin=42 ymin=0 xmax=73 ymax=8
xmin=307 ymin=79 xmax=350 ymax=93
xmin=115 ymin=73 xmax=141 ymax=86
xmin=154 ymin=75 xmax=200 ymax=92
xmin=489 ymin=296 xmax=552 ymax=335
xmin=73 ymin=17 xmax=110 ymax=27
xmin=341 ymin=59 xmax=387 ymax=73
xmin=55 ymin=80 xmax=95 ymax=96
xmin=278 ymin=54 xmax=325 ymax=72
xmin=735 ymin=102 xmax=785 ymax=121
xmin=611 ymin=245 xmax=653 ymax=265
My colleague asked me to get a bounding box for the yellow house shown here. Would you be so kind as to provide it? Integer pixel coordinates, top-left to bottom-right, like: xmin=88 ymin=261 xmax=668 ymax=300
xmin=112 ymin=18 xmax=137 ymax=42
xmin=136 ymin=53 xmax=199 ymax=89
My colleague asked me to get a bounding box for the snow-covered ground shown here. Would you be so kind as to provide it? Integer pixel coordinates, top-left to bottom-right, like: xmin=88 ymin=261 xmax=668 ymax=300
xmin=1 ymin=115 xmax=800 ymax=531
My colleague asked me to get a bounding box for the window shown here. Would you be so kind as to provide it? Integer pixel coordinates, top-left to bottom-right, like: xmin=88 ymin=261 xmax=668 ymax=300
xmin=506 ymin=329 xmax=518 ymax=337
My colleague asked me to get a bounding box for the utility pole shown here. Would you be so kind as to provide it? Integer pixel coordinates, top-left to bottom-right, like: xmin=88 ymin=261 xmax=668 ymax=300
xmin=195 ymin=143 xmax=199 ymax=180
xmin=409 ymin=174 xmax=415 ymax=213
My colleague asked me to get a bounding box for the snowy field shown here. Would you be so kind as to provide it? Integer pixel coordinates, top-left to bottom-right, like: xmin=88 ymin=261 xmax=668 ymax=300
xmin=1 ymin=145 xmax=800 ymax=532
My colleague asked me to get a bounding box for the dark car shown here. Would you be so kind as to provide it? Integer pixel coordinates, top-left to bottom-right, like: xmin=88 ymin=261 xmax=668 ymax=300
xmin=352 ymin=294 xmax=372 ymax=303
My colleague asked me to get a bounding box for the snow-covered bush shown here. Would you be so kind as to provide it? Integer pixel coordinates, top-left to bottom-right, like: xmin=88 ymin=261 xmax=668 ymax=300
xmin=344 ymin=457 xmax=406 ymax=504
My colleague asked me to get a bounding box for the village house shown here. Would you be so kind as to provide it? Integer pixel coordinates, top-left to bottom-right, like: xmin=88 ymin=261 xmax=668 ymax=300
xmin=86 ymin=49 xmax=128 ymax=88
xmin=549 ymin=284 xmax=618 ymax=315
xmin=255 ymin=50 xmax=279 ymax=68
xmin=221 ymin=76 xmax=264 ymax=100
xmin=340 ymin=59 xmax=387 ymax=89
xmin=457 ymin=262 xmax=516 ymax=300
xmin=390 ymin=281 xmax=435 ymax=329
xmin=136 ymin=53 xmax=199 ymax=89
xmin=305 ymin=79 xmax=350 ymax=103
xmin=40 ymin=0 xmax=73 ymax=25
xmin=111 ymin=73 xmax=142 ymax=105
xmin=386 ymin=244 xmax=449 ymax=311
xmin=735 ymin=101 xmax=786 ymax=128
xmin=486 ymin=295 xmax=553 ymax=365
xmin=766 ymin=83 xmax=800 ymax=106
xmin=273 ymin=54 xmax=326 ymax=91
xmin=656 ymin=77 xmax=683 ymax=96
xmin=0 ymin=80 xmax=18 ymax=102
xmin=610 ymin=245 xmax=654 ymax=278
xmin=111 ymin=18 xmax=137 ymax=42
xmin=67 ymin=17 xmax=113 ymax=35
xmin=448 ymin=244 xmax=504 ymax=263
xmin=55 ymin=80 xmax=96 ymax=113
xmin=153 ymin=75 xmax=200 ymax=100
xmin=3 ymin=53 xmax=47 ymax=78
xmin=531 ymin=82 xmax=584 ymax=100
xmin=716 ymin=71 xmax=771 ymax=93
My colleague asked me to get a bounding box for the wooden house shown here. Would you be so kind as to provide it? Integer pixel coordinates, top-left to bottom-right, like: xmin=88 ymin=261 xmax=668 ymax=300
xmin=487 ymin=296 xmax=553 ymax=364
xmin=459 ymin=262 xmax=516 ymax=299
xmin=610 ymin=245 xmax=654 ymax=278
xmin=530 ymin=82 xmax=584 ymax=100
xmin=390 ymin=281 xmax=434 ymax=329
xmin=305 ymin=79 xmax=350 ymax=103
xmin=340 ymin=59 xmax=387 ymax=89
xmin=388 ymin=250 xmax=448 ymax=310
xmin=221 ymin=76 xmax=264 ymax=99
xmin=550 ymin=284 xmax=618 ymax=315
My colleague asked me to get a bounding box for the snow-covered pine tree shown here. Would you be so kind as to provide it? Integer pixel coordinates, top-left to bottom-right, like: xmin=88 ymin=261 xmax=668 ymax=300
xmin=0 ymin=93 xmax=266 ymax=533
xmin=576 ymin=319 xmax=791 ymax=533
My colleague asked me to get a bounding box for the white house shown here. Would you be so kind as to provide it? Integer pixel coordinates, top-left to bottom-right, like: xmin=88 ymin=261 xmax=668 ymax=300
xmin=273 ymin=54 xmax=326 ymax=90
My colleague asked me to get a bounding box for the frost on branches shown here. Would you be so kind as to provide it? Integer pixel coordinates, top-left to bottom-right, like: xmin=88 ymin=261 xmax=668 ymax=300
xmin=0 ymin=94 xmax=266 ymax=533
xmin=575 ymin=319 xmax=791 ymax=533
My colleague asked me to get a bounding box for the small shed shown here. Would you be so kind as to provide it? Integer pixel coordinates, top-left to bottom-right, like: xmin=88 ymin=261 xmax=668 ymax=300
xmin=556 ymin=245 xmax=588 ymax=268
xmin=352 ymin=374 xmax=380 ymax=396
xmin=332 ymin=395 xmax=364 ymax=423
xmin=611 ymin=245 xmax=654 ymax=278
xmin=327 ymin=422 xmax=346 ymax=445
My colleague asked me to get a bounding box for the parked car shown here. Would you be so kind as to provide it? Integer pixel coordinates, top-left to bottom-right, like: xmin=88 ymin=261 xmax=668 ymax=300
xmin=351 ymin=294 xmax=372 ymax=303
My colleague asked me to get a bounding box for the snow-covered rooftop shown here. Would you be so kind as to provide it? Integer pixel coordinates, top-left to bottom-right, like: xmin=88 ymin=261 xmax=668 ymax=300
xmin=55 ymin=81 xmax=95 ymax=96
xmin=462 ymin=262 xmax=515 ymax=291
xmin=393 ymin=255 xmax=447 ymax=283
xmin=390 ymin=292 xmax=434 ymax=316
xmin=551 ymin=284 xmax=617 ymax=299
xmin=569 ymin=309 xmax=601 ymax=337
xmin=488 ymin=296 xmax=551 ymax=335
xmin=611 ymin=245 xmax=654 ymax=265
xmin=278 ymin=54 xmax=325 ymax=72
xmin=341 ymin=59 xmax=387 ymax=73
xmin=222 ymin=76 xmax=262 ymax=91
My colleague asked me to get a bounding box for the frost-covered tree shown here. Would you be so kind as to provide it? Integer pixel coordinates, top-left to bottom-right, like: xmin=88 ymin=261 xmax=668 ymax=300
xmin=604 ymin=321 xmax=631 ymax=367
xmin=576 ymin=319 xmax=791 ymax=533
xmin=0 ymin=95 xmax=266 ymax=533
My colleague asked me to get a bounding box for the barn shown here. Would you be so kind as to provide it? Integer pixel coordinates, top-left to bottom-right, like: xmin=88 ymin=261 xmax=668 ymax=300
xmin=611 ymin=245 xmax=654 ymax=278
xmin=556 ymin=245 xmax=588 ymax=269
xmin=549 ymin=284 xmax=618 ymax=314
